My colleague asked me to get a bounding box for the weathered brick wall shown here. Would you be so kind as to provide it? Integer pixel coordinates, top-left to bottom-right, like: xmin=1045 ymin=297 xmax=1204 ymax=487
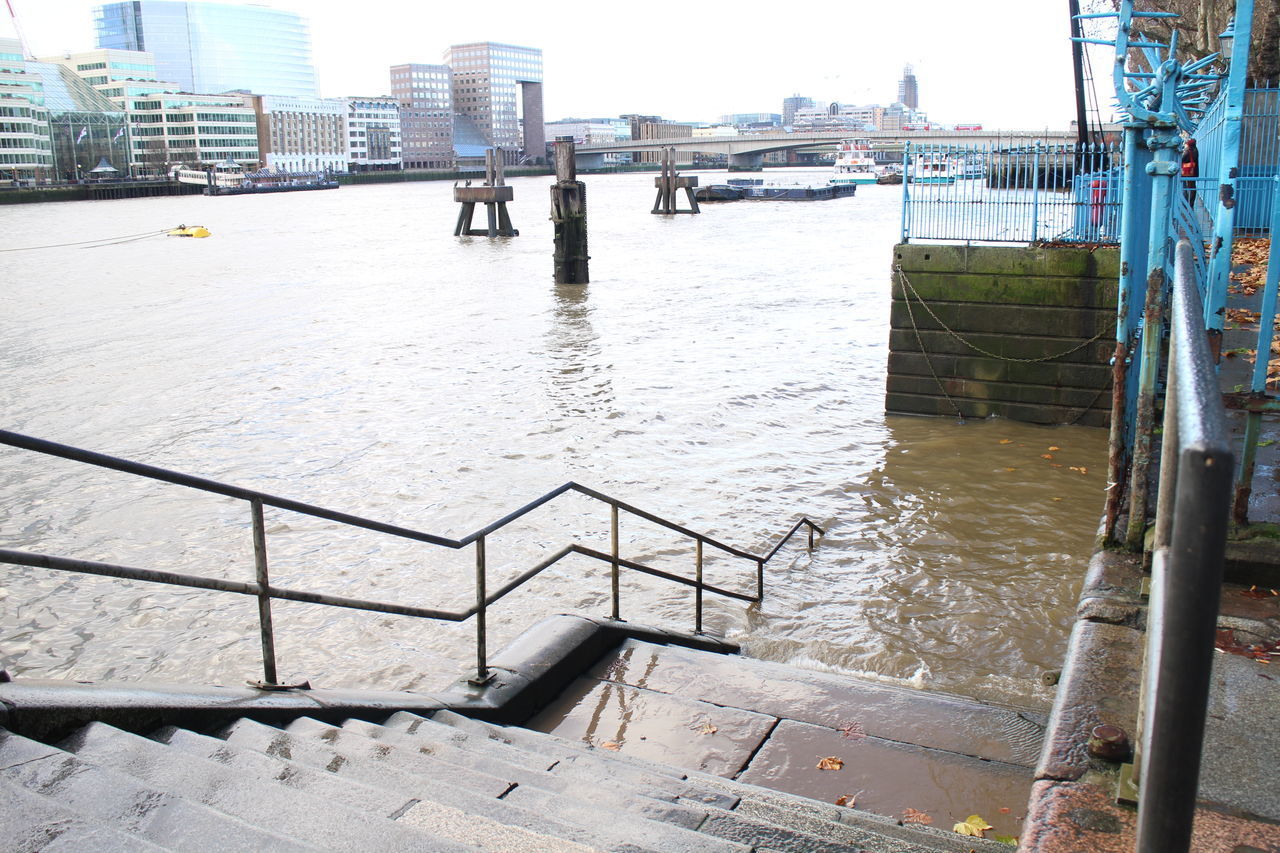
xmin=886 ymin=244 xmax=1119 ymax=427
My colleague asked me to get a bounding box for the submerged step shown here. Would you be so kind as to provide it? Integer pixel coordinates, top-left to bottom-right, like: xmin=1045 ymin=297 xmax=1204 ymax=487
xmin=528 ymin=639 xmax=1037 ymax=841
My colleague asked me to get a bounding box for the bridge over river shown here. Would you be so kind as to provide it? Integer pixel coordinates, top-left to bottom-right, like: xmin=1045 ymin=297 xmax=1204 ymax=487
xmin=574 ymin=128 xmax=1087 ymax=168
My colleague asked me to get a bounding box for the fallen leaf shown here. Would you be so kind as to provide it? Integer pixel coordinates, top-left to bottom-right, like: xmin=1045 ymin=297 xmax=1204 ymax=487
xmin=902 ymin=808 xmax=932 ymax=825
xmin=999 ymin=439 xmax=1013 ymax=444
xmin=838 ymin=721 xmax=866 ymax=741
xmin=993 ymin=834 xmax=1020 ymax=846
xmin=835 ymin=794 xmax=856 ymax=807
xmin=1004 ymin=467 xmax=1017 ymax=472
xmin=601 ymin=741 xmax=621 ymax=751
xmin=1048 ymin=446 xmax=1060 ymax=451
xmin=697 ymin=721 xmax=718 ymax=735
xmin=999 ymin=807 xmax=1012 ymax=814
xmin=953 ymin=814 xmax=994 ymax=837
xmin=1069 ymin=466 xmax=1089 ymax=475
xmin=1041 ymin=454 xmax=1054 ymax=459
xmin=816 ymin=756 xmax=844 ymax=771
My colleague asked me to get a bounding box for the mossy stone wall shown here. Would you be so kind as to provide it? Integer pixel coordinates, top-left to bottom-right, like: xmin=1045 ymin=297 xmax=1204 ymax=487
xmin=887 ymin=244 xmax=1119 ymax=427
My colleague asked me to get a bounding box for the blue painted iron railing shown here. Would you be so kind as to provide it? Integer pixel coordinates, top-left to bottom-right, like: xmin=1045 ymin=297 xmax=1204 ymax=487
xmin=900 ymin=142 xmax=1123 ymax=245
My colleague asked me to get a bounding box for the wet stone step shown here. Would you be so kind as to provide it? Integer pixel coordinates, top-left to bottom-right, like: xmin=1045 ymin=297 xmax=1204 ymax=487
xmin=383 ymin=712 xmax=739 ymax=810
xmin=431 ymin=712 xmax=1004 ymax=853
xmin=587 ymin=639 xmax=1046 ymax=767
xmin=735 ymin=718 xmax=1029 ymax=842
xmin=222 ymin=717 xmax=680 ymax=852
xmin=425 ymin=709 xmax=696 ymax=782
xmin=343 ymin=715 xmax=714 ymax=819
xmin=527 ymin=674 xmax=779 ymax=776
xmin=61 ymin=721 xmax=475 ymax=851
xmin=0 ymin=727 xmax=316 ymax=852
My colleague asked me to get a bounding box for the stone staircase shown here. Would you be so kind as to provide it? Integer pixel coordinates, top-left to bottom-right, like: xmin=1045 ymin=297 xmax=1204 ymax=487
xmin=1 ymin=703 xmax=1016 ymax=852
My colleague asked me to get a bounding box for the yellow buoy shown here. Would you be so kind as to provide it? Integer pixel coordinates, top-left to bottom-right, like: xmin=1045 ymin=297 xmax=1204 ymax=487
xmin=167 ymin=225 xmax=211 ymax=238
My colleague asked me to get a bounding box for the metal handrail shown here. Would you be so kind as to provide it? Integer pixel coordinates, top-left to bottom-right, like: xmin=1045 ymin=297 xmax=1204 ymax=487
xmin=0 ymin=430 xmax=823 ymax=686
xmin=1136 ymin=240 xmax=1233 ymax=853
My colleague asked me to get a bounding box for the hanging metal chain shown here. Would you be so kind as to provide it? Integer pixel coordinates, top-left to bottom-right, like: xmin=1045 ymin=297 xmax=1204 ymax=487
xmin=895 ymin=265 xmax=967 ymax=421
xmin=894 ymin=265 xmax=1109 ymax=363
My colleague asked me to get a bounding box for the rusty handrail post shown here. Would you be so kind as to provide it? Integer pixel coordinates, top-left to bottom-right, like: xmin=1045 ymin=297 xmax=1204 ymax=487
xmin=756 ymin=558 xmax=765 ymax=601
xmin=471 ymin=535 xmax=490 ymax=684
xmin=806 ymin=521 xmax=814 ymax=551
xmin=694 ymin=539 xmax=704 ymax=634
xmin=249 ymin=498 xmax=278 ymax=686
xmin=610 ymin=504 xmax=620 ymax=620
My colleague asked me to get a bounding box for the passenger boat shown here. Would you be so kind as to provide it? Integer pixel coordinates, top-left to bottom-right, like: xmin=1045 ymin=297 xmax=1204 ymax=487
xmin=909 ymin=153 xmax=958 ymax=184
xmin=829 ymin=139 xmax=880 ymax=186
xmin=172 ymin=161 xmax=340 ymax=196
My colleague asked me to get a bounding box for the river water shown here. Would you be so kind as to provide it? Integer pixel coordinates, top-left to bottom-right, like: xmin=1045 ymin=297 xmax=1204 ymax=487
xmin=0 ymin=170 xmax=1107 ymax=710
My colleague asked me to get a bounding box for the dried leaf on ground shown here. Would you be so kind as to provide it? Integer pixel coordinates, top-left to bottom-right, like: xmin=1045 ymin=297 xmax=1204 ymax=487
xmin=696 ymin=721 xmax=718 ymax=735
xmin=999 ymin=439 xmax=1013 ymax=444
xmin=953 ymin=814 xmax=994 ymax=837
xmin=902 ymin=808 xmax=932 ymax=825
xmin=816 ymin=756 xmax=844 ymax=771
xmin=838 ymin=721 xmax=866 ymax=741
xmin=601 ymin=741 xmax=621 ymax=751
xmin=1048 ymin=445 xmax=1060 ymax=451
xmin=835 ymin=794 xmax=857 ymax=807
xmin=1041 ymin=454 xmax=1054 ymax=460
xmin=1214 ymin=627 xmax=1279 ymax=663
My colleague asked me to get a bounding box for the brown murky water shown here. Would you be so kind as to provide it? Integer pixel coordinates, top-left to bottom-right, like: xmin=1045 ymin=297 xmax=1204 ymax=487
xmin=0 ymin=170 xmax=1107 ymax=709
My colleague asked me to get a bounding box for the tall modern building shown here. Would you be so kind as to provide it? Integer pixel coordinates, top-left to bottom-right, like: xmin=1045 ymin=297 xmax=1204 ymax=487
xmin=782 ymin=95 xmax=816 ymax=127
xmin=443 ymin=42 xmax=544 ymax=162
xmin=898 ymin=64 xmax=919 ymax=110
xmin=390 ymin=63 xmax=454 ymax=169
xmin=93 ymin=1 xmax=318 ymax=96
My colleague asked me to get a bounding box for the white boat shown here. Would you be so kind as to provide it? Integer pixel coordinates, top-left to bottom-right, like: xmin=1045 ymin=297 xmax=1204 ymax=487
xmin=909 ymin=152 xmax=957 ymax=184
xmin=829 ymin=139 xmax=880 ymax=186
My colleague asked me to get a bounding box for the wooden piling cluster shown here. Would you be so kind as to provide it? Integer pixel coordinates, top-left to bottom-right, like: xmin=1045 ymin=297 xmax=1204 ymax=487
xmin=651 ymin=148 xmax=699 ymax=215
xmin=453 ymin=148 xmax=518 ymax=237
xmin=550 ymin=138 xmax=589 ymax=284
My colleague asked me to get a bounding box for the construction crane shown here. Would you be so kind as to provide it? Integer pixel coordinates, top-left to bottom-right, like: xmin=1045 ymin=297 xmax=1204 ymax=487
xmin=4 ymin=0 xmax=34 ymax=59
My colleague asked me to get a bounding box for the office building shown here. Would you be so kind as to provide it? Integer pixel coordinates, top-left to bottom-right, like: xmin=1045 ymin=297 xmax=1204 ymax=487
xmin=390 ymin=62 xmax=453 ymax=169
xmin=47 ymin=46 xmax=257 ymax=175
xmin=128 ymin=91 xmax=258 ymax=173
xmin=344 ymin=97 xmax=401 ymax=171
xmin=250 ymin=94 xmax=345 ymax=172
xmin=94 ymin=1 xmax=318 ymax=97
xmin=443 ymin=42 xmax=543 ymax=162
xmin=0 ymin=39 xmax=55 ymax=181
xmin=898 ymin=64 xmax=919 ymax=110
xmin=782 ymin=95 xmax=816 ymax=127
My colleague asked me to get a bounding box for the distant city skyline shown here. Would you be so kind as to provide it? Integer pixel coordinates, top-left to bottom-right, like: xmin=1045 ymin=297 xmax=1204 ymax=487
xmin=5 ymin=0 xmax=1112 ymax=130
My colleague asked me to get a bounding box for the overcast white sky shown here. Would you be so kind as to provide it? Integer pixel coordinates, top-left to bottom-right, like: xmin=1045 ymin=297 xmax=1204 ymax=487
xmin=4 ymin=0 xmax=1114 ymax=129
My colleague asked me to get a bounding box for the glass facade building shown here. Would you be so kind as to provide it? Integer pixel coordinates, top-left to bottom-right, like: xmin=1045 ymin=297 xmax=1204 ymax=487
xmin=442 ymin=42 xmax=544 ymax=161
xmin=94 ymin=1 xmax=318 ymax=97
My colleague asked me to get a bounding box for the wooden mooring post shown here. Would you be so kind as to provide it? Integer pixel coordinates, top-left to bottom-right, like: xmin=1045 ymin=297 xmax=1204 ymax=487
xmin=453 ymin=148 xmax=518 ymax=237
xmin=651 ymin=147 xmax=699 ymax=215
xmin=550 ymin=138 xmax=589 ymax=284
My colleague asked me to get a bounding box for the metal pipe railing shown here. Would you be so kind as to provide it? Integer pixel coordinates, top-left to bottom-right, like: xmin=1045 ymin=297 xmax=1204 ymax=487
xmin=0 ymin=430 xmax=824 ymax=686
xmin=1135 ymin=240 xmax=1234 ymax=853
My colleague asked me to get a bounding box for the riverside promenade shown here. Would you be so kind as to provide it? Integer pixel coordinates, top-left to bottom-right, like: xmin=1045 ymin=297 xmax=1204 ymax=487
xmin=1023 ymin=243 xmax=1280 ymax=852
